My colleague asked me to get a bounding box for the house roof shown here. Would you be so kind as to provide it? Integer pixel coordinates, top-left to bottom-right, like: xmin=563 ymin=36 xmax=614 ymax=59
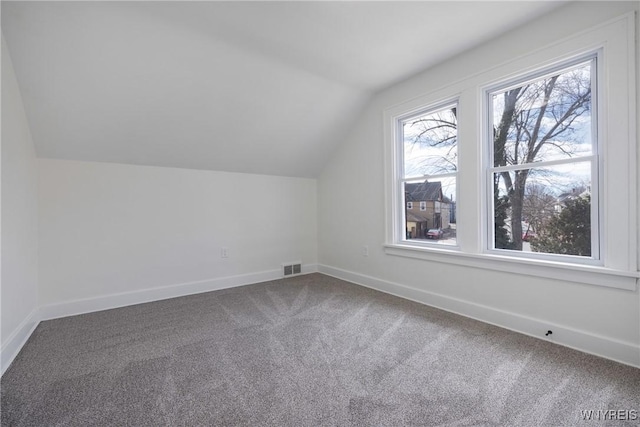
xmin=1 ymin=1 xmax=565 ymax=178
xmin=406 ymin=181 xmax=443 ymax=202
xmin=406 ymin=211 xmax=430 ymax=223
xmin=557 ymin=186 xmax=590 ymax=203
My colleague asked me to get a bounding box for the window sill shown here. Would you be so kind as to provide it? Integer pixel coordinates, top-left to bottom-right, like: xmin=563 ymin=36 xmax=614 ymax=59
xmin=383 ymin=244 xmax=638 ymax=291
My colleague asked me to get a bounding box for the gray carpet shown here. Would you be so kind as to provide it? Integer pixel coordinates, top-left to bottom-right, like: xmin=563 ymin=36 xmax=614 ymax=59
xmin=1 ymin=273 xmax=639 ymax=426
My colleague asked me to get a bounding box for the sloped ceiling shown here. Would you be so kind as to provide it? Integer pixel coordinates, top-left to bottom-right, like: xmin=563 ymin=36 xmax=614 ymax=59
xmin=2 ymin=1 xmax=564 ymax=178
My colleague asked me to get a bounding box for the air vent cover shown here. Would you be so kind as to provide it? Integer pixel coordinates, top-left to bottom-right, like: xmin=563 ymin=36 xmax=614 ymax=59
xmin=282 ymin=262 xmax=302 ymax=277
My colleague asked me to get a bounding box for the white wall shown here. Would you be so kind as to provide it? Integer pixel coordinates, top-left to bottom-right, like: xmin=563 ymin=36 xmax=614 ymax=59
xmin=38 ymin=159 xmax=317 ymax=314
xmin=1 ymin=36 xmax=39 ymax=370
xmin=318 ymin=1 xmax=640 ymax=366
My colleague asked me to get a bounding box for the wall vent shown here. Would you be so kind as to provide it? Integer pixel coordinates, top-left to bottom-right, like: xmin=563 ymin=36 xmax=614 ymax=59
xmin=282 ymin=261 xmax=302 ymax=277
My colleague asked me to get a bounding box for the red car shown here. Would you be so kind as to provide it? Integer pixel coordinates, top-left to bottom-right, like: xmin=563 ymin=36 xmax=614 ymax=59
xmin=522 ymin=231 xmax=536 ymax=242
xmin=426 ymin=228 xmax=444 ymax=239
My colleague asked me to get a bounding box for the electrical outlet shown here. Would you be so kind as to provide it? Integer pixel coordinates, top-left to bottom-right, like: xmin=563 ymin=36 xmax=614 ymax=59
xmin=221 ymin=247 xmax=228 ymax=258
xmin=362 ymin=245 xmax=369 ymax=257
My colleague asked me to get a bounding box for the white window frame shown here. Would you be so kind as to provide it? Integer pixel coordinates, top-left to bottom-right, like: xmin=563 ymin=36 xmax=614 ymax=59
xmin=484 ymin=54 xmax=601 ymax=266
xmin=394 ymin=99 xmax=459 ymax=249
xmin=420 ymin=201 xmax=427 ymax=211
xmin=383 ymin=13 xmax=638 ymax=290
xmin=406 ymin=202 xmax=413 ymax=210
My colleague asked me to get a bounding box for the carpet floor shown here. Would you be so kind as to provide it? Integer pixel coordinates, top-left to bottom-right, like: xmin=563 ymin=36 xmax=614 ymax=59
xmin=1 ymin=273 xmax=639 ymax=426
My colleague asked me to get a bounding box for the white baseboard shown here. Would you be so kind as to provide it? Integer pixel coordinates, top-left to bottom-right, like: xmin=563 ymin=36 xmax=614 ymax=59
xmin=301 ymin=263 xmax=318 ymax=275
xmin=318 ymin=264 xmax=640 ymax=368
xmin=1 ymin=308 xmax=40 ymax=376
xmin=39 ymin=264 xmax=318 ymax=321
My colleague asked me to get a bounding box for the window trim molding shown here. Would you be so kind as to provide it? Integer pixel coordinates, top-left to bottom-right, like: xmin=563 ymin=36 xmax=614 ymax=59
xmin=385 ymin=93 xmax=460 ymax=247
xmin=383 ymin=12 xmax=637 ymax=291
xmin=383 ymin=243 xmax=639 ymax=290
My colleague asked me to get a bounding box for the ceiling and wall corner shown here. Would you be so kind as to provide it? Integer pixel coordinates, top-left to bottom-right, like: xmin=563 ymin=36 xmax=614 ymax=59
xmin=1 ymin=1 xmax=565 ymax=178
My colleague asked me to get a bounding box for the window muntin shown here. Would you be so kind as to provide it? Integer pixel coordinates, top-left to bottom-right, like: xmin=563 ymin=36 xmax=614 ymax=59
xmin=399 ymin=102 xmax=458 ymax=246
xmin=487 ymin=58 xmax=598 ymax=260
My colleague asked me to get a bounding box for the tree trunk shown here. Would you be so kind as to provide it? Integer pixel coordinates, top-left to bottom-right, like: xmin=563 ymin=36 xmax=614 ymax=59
xmin=509 ymin=170 xmax=529 ymax=250
xmin=510 ymin=188 xmax=524 ymax=250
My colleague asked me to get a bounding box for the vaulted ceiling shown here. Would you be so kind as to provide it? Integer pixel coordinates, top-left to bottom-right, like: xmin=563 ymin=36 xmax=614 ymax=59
xmin=2 ymin=1 xmax=565 ymax=178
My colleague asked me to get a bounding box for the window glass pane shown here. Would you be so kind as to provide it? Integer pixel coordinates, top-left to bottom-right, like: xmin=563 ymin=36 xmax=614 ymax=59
xmin=404 ymin=178 xmax=456 ymax=245
xmin=492 ymin=61 xmax=592 ymax=167
xmin=403 ymin=106 xmax=457 ymax=176
xmin=493 ymin=162 xmax=592 ymax=256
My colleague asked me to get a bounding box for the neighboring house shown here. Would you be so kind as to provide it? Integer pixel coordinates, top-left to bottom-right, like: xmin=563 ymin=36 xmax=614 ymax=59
xmin=555 ymin=185 xmax=590 ymax=213
xmin=405 ymin=181 xmax=452 ymax=238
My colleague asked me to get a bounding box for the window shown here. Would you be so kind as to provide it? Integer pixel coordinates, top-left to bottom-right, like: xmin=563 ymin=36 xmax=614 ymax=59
xmin=399 ymin=102 xmax=457 ymax=245
xmin=487 ymin=58 xmax=598 ymax=262
xmin=383 ymin=15 xmax=637 ymax=289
